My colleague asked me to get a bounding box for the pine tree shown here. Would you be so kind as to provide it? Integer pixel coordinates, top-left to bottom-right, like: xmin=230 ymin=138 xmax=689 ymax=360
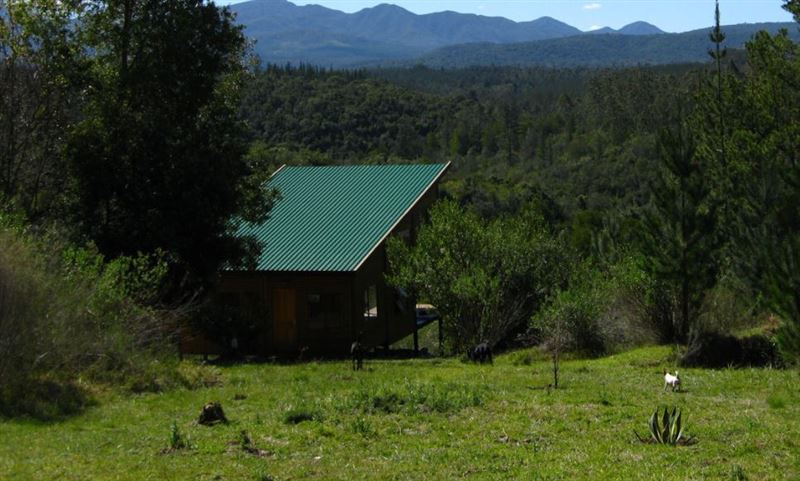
xmin=640 ymin=125 xmax=719 ymax=342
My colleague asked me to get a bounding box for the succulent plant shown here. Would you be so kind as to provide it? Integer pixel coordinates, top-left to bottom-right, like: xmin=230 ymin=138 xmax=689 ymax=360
xmin=635 ymin=406 xmax=695 ymax=446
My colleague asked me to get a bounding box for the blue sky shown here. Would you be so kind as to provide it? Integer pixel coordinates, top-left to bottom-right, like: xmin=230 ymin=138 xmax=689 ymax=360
xmin=218 ymin=0 xmax=796 ymax=33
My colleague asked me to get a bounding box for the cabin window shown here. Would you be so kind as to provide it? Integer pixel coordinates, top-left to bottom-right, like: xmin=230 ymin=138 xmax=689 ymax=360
xmin=363 ymin=285 xmax=378 ymax=321
xmin=326 ymin=294 xmax=344 ymax=330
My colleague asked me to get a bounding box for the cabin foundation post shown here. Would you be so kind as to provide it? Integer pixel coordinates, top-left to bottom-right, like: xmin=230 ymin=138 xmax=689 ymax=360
xmin=438 ymin=318 xmax=443 ymax=355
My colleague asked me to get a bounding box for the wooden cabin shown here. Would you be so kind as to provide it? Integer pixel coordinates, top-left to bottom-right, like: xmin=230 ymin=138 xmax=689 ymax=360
xmin=181 ymin=163 xmax=449 ymax=357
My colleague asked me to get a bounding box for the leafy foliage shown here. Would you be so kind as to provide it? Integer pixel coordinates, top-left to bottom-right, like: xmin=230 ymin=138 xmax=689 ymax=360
xmin=0 ymin=0 xmax=79 ymax=218
xmin=387 ymin=200 xmax=567 ymax=352
xmin=242 ymin=64 xmax=699 ymax=223
xmin=532 ymin=255 xmax=655 ymax=387
xmin=65 ymin=0 xmax=274 ymax=290
xmin=0 ymin=226 xmax=174 ymax=417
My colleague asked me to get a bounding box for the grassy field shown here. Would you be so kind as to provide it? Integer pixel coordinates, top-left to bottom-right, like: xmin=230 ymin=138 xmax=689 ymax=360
xmin=1 ymin=345 xmax=798 ymax=481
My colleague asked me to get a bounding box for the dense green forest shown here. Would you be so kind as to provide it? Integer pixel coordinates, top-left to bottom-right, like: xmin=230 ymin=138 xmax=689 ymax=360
xmin=241 ymin=63 xmax=701 ymax=243
xmin=2 ymin=0 xmax=800 ymax=419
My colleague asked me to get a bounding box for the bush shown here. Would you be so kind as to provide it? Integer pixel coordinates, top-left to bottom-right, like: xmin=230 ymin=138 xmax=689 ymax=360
xmin=680 ymin=332 xmax=782 ymax=368
xmin=387 ymin=200 xmax=569 ymax=353
xmin=0 ymin=226 xmax=177 ymax=416
xmin=533 ymin=255 xmax=655 ymax=358
xmin=739 ymin=335 xmax=782 ymax=367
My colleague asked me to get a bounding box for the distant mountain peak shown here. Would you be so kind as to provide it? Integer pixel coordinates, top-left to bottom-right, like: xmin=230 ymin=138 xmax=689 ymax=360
xmin=530 ymin=16 xmax=568 ymax=25
xmin=588 ymin=27 xmax=616 ymax=34
xmin=365 ymin=3 xmax=412 ymax=13
xmin=618 ymin=21 xmax=665 ymax=35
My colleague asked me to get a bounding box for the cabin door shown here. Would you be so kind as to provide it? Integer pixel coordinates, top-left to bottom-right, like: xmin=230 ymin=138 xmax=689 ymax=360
xmin=273 ymin=288 xmax=297 ymax=351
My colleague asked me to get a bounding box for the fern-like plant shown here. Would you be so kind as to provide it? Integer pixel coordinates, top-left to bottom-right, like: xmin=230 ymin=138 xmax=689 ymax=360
xmin=635 ymin=406 xmax=695 ymax=446
xmin=168 ymin=421 xmax=189 ymax=450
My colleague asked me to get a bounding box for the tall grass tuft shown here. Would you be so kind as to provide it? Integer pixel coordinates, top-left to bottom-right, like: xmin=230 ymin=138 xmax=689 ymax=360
xmin=347 ymin=381 xmax=484 ymax=415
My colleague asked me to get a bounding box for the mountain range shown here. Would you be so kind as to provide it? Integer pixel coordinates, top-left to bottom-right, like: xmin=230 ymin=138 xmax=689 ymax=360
xmin=413 ymin=22 xmax=800 ymax=68
xmin=230 ymin=0 xmax=797 ymax=67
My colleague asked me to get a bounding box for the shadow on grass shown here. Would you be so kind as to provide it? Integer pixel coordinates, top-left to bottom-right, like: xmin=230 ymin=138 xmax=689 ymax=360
xmin=0 ymin=380 xmax=95 ymax=422
xmin=200 ymin=347 xmax=433 ymax=367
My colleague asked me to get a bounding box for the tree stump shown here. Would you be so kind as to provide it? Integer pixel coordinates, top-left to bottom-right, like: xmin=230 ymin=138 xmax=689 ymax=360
xmin=198 ymin=401 xmax=228 ymax=425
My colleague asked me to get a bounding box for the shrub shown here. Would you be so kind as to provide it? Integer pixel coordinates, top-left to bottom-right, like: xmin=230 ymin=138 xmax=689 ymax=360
xmin=0 ymin=226 xmax=176 ymax=417
xmin=739 ymin=335 xmax=782 ymax=367
xmin=680 ymin=332 xmax=782 ymax=368
xmin=533 ymin=255 xmax=654 ymax=359
xmin=387 ymin=200 xmax=569 ymax=353
xmin=680 ymin=332 xmax=742 ymax=368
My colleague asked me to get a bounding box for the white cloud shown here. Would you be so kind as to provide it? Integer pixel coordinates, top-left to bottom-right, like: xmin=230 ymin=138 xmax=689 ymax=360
xmin=583 ymin=3 xmax=602 ymax=10
xmin=588 ymin=25 xmax=603 ymax=31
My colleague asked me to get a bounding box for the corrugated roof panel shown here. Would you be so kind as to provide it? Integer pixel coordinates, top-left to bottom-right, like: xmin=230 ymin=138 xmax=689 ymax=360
xmin=232 ymin=163 xmax=448 ymax=272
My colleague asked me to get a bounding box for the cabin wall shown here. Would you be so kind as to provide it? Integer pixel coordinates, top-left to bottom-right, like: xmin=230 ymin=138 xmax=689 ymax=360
xmin=212 ymin=271 xmax=355 ymax=356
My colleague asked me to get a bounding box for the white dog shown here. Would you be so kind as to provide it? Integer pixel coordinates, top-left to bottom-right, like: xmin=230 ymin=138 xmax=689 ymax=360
xmin=663 ymin=370 xmax=681 ymax=391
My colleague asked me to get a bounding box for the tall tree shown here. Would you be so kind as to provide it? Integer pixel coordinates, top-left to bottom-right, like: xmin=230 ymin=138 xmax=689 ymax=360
xmin=640 ymin=125 xmax=719 ymax=342
xmin=67 ymin=0 xmax=274 ymax=289
xmin=0 ymin=0 xmax=79 ymax=218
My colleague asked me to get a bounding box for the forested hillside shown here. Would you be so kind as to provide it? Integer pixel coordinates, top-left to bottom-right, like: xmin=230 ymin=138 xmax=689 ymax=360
xmin=241 ymin=64 xmax=700 ymax=226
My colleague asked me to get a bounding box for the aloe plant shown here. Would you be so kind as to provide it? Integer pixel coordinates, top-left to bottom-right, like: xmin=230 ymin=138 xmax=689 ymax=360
xmin=635 ymin=406 xmax=695 ymax=445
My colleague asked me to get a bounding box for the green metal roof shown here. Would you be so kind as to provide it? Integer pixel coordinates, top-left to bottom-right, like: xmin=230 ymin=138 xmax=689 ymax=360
xmin=233 ymin=163 xmax=449 ymax=272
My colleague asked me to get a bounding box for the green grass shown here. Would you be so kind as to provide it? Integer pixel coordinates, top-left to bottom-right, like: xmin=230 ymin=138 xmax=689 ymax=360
xmin=1 ymin=346 xmax=799 ymax=480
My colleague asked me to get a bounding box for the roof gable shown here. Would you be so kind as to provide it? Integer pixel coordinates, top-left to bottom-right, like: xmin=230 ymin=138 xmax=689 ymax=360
xmin=233 ymin=163 xmax=449 ymax=272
